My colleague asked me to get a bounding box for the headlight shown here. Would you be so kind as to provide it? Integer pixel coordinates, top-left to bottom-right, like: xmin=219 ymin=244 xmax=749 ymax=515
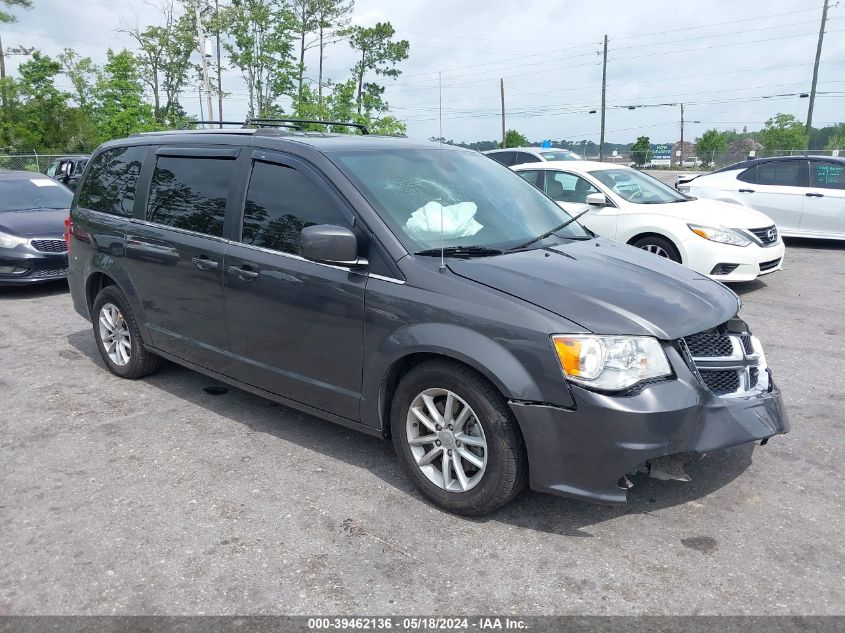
xmin=688 ymin=224 xmax=750 ymax=247
xmin=552 ymin=334 xmax=672 ymax=391
xmin=0 ymin=231 xmax=28 ymax=249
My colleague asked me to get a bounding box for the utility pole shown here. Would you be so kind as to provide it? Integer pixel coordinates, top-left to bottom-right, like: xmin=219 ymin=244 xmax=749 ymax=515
xmin=215 ymin=0 xmax=223 ymax=128
xmin=806 ymin=0 xmax=829 ymax=138
xmin=194 ymin=4 xmax=214 ymax=126
xmin=500 ymin=78 xmax=506 ymax=148
xmin=679 ymin=103 xmax=685 ymax=168
xmin=599 ymin=34 xmax=607 ymax=161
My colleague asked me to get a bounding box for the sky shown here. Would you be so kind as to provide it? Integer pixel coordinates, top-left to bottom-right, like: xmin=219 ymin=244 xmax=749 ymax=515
xmin=3 ymin=0 xmax=845 ymax=145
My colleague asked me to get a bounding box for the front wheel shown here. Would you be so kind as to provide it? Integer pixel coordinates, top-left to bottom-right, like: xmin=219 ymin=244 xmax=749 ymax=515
xmin=92 ymin=285 xmax=161 ymax=379
xmin=390 ymin=360 xmax=527 ymax=515
xmin=631 ymin=235 xmax=682 ymax=263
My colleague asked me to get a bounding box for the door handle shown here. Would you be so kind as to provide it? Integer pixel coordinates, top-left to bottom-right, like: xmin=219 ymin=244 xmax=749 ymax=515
xmin=738 ymin=189 xmax=755 ymax=193
xmin=805 ymin=192 xmax=825 ymax=198
xmin=191 ymin=256 xmax=219 ymax=270
xmin=227 ymin=265 xmax=259 ymax=280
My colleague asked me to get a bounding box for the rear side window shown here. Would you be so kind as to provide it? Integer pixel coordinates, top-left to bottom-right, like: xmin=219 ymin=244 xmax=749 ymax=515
xmin=146 ymin=156 xmax=234 ymax=238
xmin=487 ymin=151 xmax=514 ymax=166
xmin=516 ymin=170 xmax=542 ymax=188
xmin=241 ymin=160 xmax=350 ymax=256
xmin=809 ymin=161 xmax=845 ymax=190
xmin=78 ymin=146 xmax=147 ymax=217
xmin=755 ymin=161 xmax=802 ymax=187
xmin=513 ymin=152 xmax=541 ymax=164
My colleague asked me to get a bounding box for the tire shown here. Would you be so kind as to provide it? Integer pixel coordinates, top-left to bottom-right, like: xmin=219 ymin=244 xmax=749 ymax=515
xmin=92 ymin=285 xmax=161 ymax=379
xmin=631 ymin=235 xmax=682 ymax=263
xmin=390 ymin=359 xmax=528 ymax=515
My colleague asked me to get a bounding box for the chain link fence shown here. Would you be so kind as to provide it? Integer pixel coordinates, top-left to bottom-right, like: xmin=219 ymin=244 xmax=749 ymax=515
xmin=0 ymin=153 xmax=80 ymax=173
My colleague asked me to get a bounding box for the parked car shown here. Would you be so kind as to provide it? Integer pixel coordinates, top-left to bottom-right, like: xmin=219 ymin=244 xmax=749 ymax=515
xmin=67 ymin=126 xmax=788 ymax=515
xmin=677 ymin=155 xmax=845 ymax=240
xmin=513 ymin=161 xmax=785 ymax=282
xmin=45 ymin=155 xmax=89 ymax=190
xmin=484 ymin=146 xmax=581 ymax=167
xmin=0 ymin=170 xmax=72 ymax=286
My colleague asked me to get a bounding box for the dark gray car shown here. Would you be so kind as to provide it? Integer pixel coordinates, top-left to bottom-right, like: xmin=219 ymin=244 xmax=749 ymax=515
xmin=66 ymin=126 xmax=788 ymax=515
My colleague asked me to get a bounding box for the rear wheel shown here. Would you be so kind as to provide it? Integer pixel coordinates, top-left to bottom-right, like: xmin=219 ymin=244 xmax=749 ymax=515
xmin=92 ymin=285 xmax=161 ymax=379
xmin=391 ymin=360 xmax=527 ymax=515
xmin=631 ymin=235 xmax=681 ymax=263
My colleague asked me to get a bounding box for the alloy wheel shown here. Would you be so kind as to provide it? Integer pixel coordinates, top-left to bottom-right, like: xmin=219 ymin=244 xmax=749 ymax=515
xmin=98 ymin=302 xmax=132 ymax=366
xmin=406 ymin=388 xmax=488 ymax=493
xmin=642 ymin=243 xmax=670 ymax=258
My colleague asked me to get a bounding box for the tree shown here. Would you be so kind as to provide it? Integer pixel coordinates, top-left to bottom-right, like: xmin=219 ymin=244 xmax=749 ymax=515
xmin=58 ymin=48 xmax=97 ymax=109
xmin=125 ymin=2 xmax=195 ymax=123
xmin=500 ymin=129 xmax=527 ymax=148
xmin=826 ymin=134 xmax=845 ymax=151
xmin=759 ymin=113 xmax=808 ymax=154
xmin=1 ymin=0 xmax=33 ymax=118
xmin=290 ymin=0 xmax=318 ymax=102
xmin=222 ymin=0 xmax=297 ymax=117
xmin=630 ymin=135 xmax=651 ymax=166
xmin=695 ymin=129 xmax=727 ymax=167
xmin=95 ymin=49 xmax=157 ymax=141
xmin=313 ymin=0 xmax=352 ymax=104
xmin=346 ymin=22 xmax=408 ymax=116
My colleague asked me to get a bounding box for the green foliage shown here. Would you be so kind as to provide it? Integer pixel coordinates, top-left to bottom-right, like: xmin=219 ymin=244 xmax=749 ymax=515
xmin=346 ymin=21 xmax=409 ymax=116
xmin=0 ymin=0 xmax=33 ymax=24
xmin=222 ymin=0 xmax=297 ymax=117
xmin=760 ymin=113 xmax=808 ymax=153
xmin=500 ymin=129 xmax=528 ymax=148
xmin=695 ymin=129 xmax=727 ymax=166
xmin=630 ymin=135 xmax=651 ymax=166
xmin=826 ymin=134 xmax=845 ymax=151
xmin=94 ymin=49 xmax=157 ymax=141
xmin=58 ymin=48 xmax=97 ymax=109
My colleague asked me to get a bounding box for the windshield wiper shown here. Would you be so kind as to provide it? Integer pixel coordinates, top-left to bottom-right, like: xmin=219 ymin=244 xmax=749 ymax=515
xmin=509 ymin=209 xmax=592 ymax=251
xmin=415 ymin=245 xmax=504 ymax=258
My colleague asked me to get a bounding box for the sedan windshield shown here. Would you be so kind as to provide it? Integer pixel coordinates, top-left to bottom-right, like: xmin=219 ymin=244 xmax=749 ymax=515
xmin=0 ymin=176 xmax=73 ymax=211
xmin=330 ymin=148 xmax=590 ymax=252
xmin=589 ymin=168 xmax=688 ymax=204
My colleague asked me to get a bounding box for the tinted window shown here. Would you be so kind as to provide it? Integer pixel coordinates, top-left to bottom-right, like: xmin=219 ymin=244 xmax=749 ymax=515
xmin=809 ymin=161 xmax=845 ymax=190
xmin=487 ymin=152 xmax=514 ymax=166
xmin=516 ymin=170 xmax=542 ymax=188
xmin=78 ymin=146 xmax=146 ymax=217
xmin=146 ymin=156 xmax=234 ymax=237
xmin=737 ymin=166 xmax=757 ymax=183
xmin=544 ymin=171 xmax=599 ymax=203
xmin=241 ymin=160 xmax=350 ymax=255
xmin=514 ymin=152 xmax=541 ymax=164
xmin=0 ymin=175 xmax=74 ymax=211
xmin=756 ymin=161 xmax=802 ymax=187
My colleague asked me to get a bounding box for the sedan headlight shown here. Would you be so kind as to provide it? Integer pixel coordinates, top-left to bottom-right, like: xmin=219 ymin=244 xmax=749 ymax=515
xmin=688 ymin=224 xmax=750 ymax=247
xmin=0 ymin=231 xmax=28 ymax=249
xmin=552 ymin=335 xmax=672 ymax=391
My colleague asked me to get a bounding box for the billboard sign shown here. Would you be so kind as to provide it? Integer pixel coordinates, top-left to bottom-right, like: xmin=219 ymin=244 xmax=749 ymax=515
xmin=651 ymin=143 xmax=671 ymax=166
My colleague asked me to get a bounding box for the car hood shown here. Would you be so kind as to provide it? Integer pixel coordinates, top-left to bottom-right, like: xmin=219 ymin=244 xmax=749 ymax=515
xmin=0 ymin=208 xmax=68 ymax=238
xmin=620 ymin=198 xmax=774 ymax=229
xmin=447 ymin=238 xmax=739 ymax=340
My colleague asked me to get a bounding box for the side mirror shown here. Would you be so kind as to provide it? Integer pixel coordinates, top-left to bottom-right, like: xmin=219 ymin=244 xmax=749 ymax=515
xmin=586 ymin=192 xmax=609 ymax=206
xmin=300 ymin=224 xmax=367 ymax=268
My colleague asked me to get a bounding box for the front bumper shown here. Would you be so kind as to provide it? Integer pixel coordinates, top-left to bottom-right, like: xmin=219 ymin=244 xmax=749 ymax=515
xmin=682 ymin=237 xmax=785 ymax=282
xmin=509 ymin=347 xmax=789 ymax=504
xmin=0 ymin=245 xmax=68 ymax=286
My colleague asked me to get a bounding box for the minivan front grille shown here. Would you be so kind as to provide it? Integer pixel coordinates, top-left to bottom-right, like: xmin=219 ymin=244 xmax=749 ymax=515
xmin=682 ymin=326 xmax=767 ymax=397
xmin=31 ymin=239 xmax=67 ymax=253
xmin=748 ymin=225 xmax=778 ymax=246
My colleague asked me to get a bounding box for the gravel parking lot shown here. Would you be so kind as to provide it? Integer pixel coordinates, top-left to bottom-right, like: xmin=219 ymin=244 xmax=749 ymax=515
xmin=1 ymin=239 xmax=843 ymax=616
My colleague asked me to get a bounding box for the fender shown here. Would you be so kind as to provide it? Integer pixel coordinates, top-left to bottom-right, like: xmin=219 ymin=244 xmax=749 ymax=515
xmin=361 ymin=322 xmax=570 ymax=431
xmin=83 ymin=253 xmax=153 ymax=343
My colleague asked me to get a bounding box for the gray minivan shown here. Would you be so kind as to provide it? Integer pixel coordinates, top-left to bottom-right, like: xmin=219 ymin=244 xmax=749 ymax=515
xmin=66 ymin=124 xmax=788 ymax=515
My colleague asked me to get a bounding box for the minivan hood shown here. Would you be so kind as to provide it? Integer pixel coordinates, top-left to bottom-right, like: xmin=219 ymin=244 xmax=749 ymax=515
xmin=447 ymin=238 xmax=739 ymax=340
xmin=0 ymin=208 xmax=68 ymax=238
xmin=619 ymin=198 xmax=774 ymax=229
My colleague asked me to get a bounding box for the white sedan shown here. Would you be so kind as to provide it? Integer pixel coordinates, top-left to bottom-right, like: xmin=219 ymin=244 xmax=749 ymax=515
xmin=677 ymin=156 xmax=845 ymax=241
xmin=512 ymin=161 xmax=785 ymax=282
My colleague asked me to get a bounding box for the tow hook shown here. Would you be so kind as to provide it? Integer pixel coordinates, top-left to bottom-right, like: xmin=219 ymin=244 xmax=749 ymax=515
xmin=646 ymin=454 xmax=694 ymax=482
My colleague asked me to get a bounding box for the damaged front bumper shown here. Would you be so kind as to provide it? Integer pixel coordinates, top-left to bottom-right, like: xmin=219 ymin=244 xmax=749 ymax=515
xmin=508 ymin=344 xmax=789 ymax=504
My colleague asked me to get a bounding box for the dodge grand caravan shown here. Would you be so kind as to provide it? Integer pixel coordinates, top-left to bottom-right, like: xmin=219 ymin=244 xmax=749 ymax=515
xmin=67 ymin=123 xmax=789 ymax=515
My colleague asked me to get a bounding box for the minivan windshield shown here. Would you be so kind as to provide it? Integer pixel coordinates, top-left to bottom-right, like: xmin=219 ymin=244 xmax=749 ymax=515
xmin=0 ymin=176 xmax=73 ymax=211
xmin=330 ymin=148 xmax=590 ymax=252
xmin=589 ymin=168 xmax=688 ymax=204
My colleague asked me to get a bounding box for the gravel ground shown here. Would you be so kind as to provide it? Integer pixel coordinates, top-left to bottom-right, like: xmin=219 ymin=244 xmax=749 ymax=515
xmin=0 ymin=239 xmax=843 ymax=616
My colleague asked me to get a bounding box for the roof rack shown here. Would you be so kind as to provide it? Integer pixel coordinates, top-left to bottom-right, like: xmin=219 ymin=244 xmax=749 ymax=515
xmin=183 ymin=118 xmax=369 ymax=134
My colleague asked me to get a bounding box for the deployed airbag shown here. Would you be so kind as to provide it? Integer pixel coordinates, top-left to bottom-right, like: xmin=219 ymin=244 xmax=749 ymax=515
xmin=403 ymin=200 xmax=483 ymax=240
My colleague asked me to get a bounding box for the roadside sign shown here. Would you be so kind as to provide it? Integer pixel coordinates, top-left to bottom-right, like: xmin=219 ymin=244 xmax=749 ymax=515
xmin=651 ymin=143 xmax=671 ymax=166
